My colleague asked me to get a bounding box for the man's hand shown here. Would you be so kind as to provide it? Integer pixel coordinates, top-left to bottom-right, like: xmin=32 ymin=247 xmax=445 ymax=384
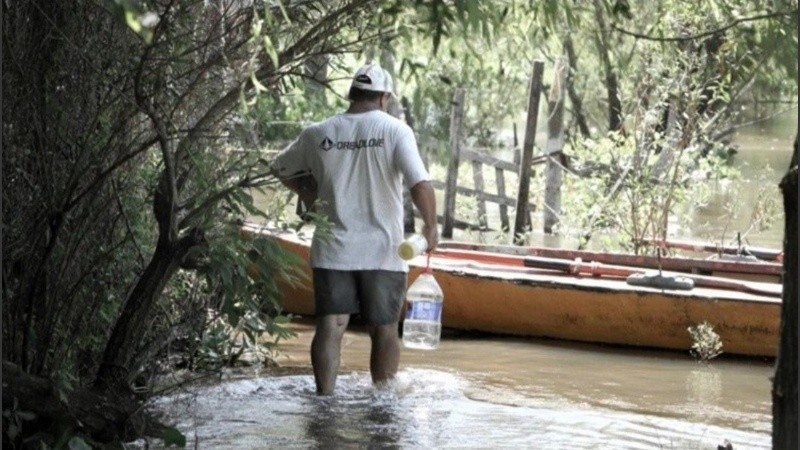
xmin=421 ymin=223 xmax=439 ymax=253
xmin=276 ymin=171 xmax=317 ymax=220
xmin=293 ymin=174 xmax=318 ymax=221
xmin=295 ymin=174 xmax=318 ymax=208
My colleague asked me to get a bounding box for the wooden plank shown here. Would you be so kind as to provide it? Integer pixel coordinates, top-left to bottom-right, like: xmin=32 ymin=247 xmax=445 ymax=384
xmin=496 ymin=167 xmax=509 ymax=231
xmin=461 ymin=149 xmax=518 ymax=172
xmin=514 ymin=60 xmax=545 ymax=245
xmin=430 ymin=180 xmax=530 ymax=208
xmin=471 ymin=160 xmax=487 ymax=229
xmin=544 ymin=57 xmax=567 ymax=234
xmin=442 ymin=88 xmax=466 ymax=239
xmin=412 ymin=209 xmax=494 ymax=232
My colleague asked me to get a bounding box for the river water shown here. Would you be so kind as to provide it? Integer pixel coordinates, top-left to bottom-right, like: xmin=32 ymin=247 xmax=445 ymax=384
xmin=150 ymin=320 xmax=772 ymax=449
xmin=145 ymin=112 xmax=794 ymax=448
xmin=678 ymin=110 xmax=796 ymax=249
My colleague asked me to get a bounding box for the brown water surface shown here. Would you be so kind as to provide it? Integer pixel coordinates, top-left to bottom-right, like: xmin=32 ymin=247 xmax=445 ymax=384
xmin=148 ymin=319 xmax=772 ymax=449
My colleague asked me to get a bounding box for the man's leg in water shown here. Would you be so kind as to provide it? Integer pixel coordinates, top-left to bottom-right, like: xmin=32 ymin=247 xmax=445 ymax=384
xmin=311 ymin=313 xmax=350 ymax=395
xmin=367 ymin=322 xmax=400 ymax=385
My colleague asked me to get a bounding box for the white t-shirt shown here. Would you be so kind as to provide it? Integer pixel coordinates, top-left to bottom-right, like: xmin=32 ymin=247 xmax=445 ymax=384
xmin=274 ymin=110 xmax=429 ymax=272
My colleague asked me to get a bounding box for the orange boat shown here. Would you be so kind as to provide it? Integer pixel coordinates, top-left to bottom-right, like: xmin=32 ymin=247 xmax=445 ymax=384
xmin=436 ymin=241 xmax=783 ymax=283
xmin=243 ymin=225 xmax=782 ymax=358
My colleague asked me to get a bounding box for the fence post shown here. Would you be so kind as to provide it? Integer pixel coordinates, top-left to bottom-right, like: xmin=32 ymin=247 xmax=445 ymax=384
xmin=442 ymin=88 xmax=466 ymax=239
xmin=496 ymin=166 xmax=509 ymax=232
xmin=507 ymin=122 xmax=520 ymax=234
xmin=544 ymin=57 xmax=567 ymax=234
xmin=513 ymin=61 xmax=545 ymax=245
xmin=471 ymin=160 xmax=487 ymax=229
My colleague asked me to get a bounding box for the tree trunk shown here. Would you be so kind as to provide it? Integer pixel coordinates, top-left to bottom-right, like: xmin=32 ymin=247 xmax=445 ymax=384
xmin=95 ymin=241 xmax=178 ymax=387
xmin=562 ymin=33 xmax=590 ymax=138
xmin=592 ymin=0 xmax=623 ymax=133
xmin=772 ymin=137 xmax=798 ymax=449
xmin=652 ymin=101 xmax=681 ymax=179
xmin=95 ymin=229 xmax=200 ymax=387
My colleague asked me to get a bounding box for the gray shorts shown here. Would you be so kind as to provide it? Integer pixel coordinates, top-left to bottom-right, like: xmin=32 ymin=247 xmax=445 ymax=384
xmin=313 ymin=269 xmax=407 ymax=325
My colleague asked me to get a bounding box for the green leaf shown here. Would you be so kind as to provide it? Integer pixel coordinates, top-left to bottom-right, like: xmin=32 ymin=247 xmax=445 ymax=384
xmin=251 ymin=72 xmax=268 ymax=93
xmin=467 ymin=0 xmax=480 ymax=32
xmin=124 ymin=9 xmax=142 ymax=33
xmin=104 ymin=0 xmax=156 ymax=44
xmin=263 ymin=35 xmax=280 ymax=69
xmin=273 ymin=315 xmax=290 ymax=324
xmin=275 ymin=0 xmax=292 ymax=24
xmin=68 ymin=437 xmax=93 ymax=450
xmin=7 ymin=423 xmax=18 ymax=441
xmin=162 ymin=426 xmax=187 ymax=447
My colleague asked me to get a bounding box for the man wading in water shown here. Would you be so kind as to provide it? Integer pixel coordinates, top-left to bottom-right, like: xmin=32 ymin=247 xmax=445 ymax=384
xmin=273 ymin=64 xmax=438 ymax=395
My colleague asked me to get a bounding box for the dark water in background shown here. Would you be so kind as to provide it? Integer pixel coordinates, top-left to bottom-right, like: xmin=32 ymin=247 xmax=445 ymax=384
xmin=165 ymin=112 xmax=795 ymax=449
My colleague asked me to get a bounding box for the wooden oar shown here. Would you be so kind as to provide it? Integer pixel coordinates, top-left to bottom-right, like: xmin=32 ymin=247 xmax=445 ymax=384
xmin=521 ymin=255 xmax=782 ymax=298
xmin=426 ymin=258 xmax=567 ymax=276
xmin=638 ymin=237 xmax=783 ymax=262
xmin=432 ymin=248 xmax=527 ymax=267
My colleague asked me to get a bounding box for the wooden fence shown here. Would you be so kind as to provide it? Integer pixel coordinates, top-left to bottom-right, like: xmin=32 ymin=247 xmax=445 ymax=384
xmin=406 ymin=59 xmax=568 ymax=245
xmin=432 ymin=146 xmax=524 ymax=232
xmin=414 ymin=141 xmax=553 ymax=237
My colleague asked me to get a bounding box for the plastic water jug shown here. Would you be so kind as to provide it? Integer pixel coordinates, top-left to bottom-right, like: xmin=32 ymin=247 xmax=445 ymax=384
xmin=402 ymin=268 xmax=444 ymax=350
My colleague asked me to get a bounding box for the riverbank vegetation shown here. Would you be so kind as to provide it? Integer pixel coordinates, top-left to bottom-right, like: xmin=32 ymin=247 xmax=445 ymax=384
xmin=3 ymin=0 xmax=797 ymax=447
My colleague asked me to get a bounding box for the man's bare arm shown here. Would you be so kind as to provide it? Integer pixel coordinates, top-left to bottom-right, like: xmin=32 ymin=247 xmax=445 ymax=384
xmin=275 ymin=171 xmax=317 ymax=208
xmin=410 ymin=180 xmax=439 ymax=251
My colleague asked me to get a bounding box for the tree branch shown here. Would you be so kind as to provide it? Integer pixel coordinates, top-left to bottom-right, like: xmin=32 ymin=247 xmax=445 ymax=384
xmin=177 ymin=172 xmax=272 ymax=230
xmin=64 ymin=136 xmax=158 ymax=212
xmin=134 ymin=18 xmax=180 ymax=242
xmin=612 ymin=10 xmax=797 ymax=42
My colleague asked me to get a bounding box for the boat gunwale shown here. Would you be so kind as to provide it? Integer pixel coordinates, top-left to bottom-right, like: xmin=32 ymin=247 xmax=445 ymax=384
xmin=243 ymin=225 xmax=781 ymax=304
xmin=417 ymin=258 xmax=782 ymax=305
xmin=436 ymin=241 xmax=783 ymax=277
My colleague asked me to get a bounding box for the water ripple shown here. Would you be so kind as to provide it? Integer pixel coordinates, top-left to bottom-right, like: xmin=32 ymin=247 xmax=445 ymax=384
xmin=137 ymin=368 xmax=768 ymax=449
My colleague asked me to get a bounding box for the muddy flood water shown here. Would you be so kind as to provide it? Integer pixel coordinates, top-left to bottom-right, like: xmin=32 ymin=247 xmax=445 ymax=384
xmin=145 ymin=319 xmax=774 ymax=449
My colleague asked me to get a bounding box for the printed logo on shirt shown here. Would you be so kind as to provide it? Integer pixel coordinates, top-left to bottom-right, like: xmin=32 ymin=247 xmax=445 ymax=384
xmin=320 ymin=137 xmax=334 ymax=151
xmin=318 ymin=137 xmax=385 ymax=151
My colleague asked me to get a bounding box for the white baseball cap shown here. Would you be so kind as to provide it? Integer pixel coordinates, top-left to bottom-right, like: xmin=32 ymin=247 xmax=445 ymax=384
xmin=350 ymin=64 xmax=394 ymax=93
